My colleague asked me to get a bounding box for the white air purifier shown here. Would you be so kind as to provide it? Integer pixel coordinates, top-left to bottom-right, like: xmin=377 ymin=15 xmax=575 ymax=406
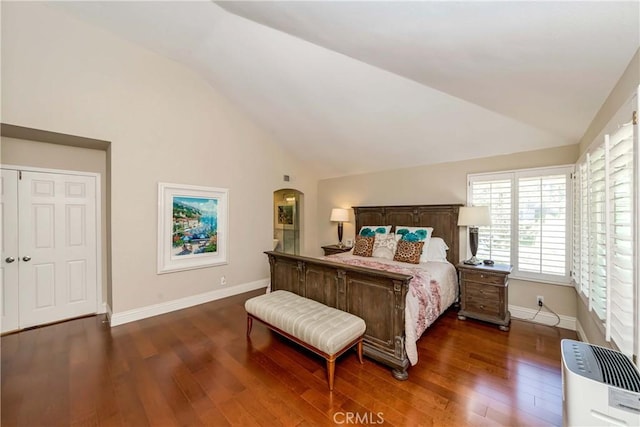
xmin=561 ymin=339 xmax=640 ymax=426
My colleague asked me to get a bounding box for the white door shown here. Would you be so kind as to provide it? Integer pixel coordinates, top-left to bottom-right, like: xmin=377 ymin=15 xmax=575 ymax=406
xmin=1 ymin=169 xmax=98 ymax=332
xmin=1 ymin=170 xmax=20 ymax=332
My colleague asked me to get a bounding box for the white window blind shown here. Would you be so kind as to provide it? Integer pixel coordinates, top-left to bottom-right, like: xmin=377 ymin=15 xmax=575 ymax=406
xmin=571 ymin=104 xmax=637 ymax=360
xmin=608 ymin=124 xmax=635 ymax=356
xmin=518 ymin=175 xmax=568 ymax=277
xmin=571 ymin=166 xmax=583 ymax=294
xmin=469 ymin=166 xmax=571 ymax=283
xmin=471 ymin=179 xmax=511 ymax=264
xmin=589 ymin=146 xmax=608 ymax=322
xmin=580 ymin=162 xmax=592 ymax=298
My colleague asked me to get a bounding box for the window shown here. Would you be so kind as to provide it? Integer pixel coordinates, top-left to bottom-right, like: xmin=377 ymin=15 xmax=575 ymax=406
xmin=572 ymin=98 xmax=637 ymax=359
xmin=469 ymin=178 xmax=511 ymax=264
xmin=589 ymin=146 xmax=607 ymax=321
xmin=608 ymin=125 xmax=635 ymax=357
xmin=572 ymin=162 xmax=590 ymax=297
xmin=468 ymin=166 xmax=572 ymax=284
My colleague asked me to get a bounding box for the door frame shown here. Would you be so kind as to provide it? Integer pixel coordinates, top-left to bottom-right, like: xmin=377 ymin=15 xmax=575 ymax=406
xmin=1 ymin=163 xmax=104 ymax=317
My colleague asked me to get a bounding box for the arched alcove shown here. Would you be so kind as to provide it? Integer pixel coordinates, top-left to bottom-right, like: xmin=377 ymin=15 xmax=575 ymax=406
xmin=273 ymin=189 xmax=303 ymax=254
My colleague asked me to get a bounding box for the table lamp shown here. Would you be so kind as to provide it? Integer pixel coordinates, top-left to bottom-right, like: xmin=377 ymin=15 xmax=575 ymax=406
xmin=458 ymin=206 xmax=491 ymax=265
xmin=330 ymin=208 xmax=349 ymax=247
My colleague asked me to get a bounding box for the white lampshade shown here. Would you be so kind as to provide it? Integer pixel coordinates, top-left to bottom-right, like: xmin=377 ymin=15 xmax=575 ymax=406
xmin=458 ymin=206 xmax=491 ymax=227
xmin=330 ymin=208 xmax=349 ymax=222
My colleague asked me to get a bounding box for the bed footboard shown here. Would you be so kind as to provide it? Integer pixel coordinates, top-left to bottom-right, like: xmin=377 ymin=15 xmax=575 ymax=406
xmin=265 ymin=251 xmax=412 ymax=379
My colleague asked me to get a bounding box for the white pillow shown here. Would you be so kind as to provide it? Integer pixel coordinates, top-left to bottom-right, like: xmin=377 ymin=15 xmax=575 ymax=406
xmin=394 ymin=226 xmax=433 ymax=263
xmin=372 ymin=233 xmax=397 ymax=260
xmin=358 ymin=225 xmax=392 ymax=237
xmin=426 ymin=237 xmax=449 ymax=262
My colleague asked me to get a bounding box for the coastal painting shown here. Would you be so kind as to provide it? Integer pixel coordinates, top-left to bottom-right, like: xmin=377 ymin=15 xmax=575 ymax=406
xmin=172 ymin=196 xmax=218 ymax=257
xmin=158 ymin=183 xmax=229 ymax=274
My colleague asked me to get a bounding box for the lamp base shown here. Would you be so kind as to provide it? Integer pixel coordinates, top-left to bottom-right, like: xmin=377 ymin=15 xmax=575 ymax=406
xmin=463 ymin=256 xmax=482 ymax=265
xmin=465 ymin=227 xmax=482 ymax=265
xmin=337 ymin=222 xmax=344 ymax=248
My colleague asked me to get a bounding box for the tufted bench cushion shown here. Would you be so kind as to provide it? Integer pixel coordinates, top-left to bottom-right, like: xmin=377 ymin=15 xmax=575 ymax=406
xmin=245 ymin=290 xmax=366 ymax=390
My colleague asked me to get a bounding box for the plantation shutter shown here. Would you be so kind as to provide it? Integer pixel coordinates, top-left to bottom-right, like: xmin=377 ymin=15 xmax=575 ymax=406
xmin=571 ymin=167 xmax=582 ymax=292
xmin=578 ymin=162 xmax=591 ymax=297
xmin=608 ymin=124 xmax=634 ymax=357
xmin=589 ymin=146 xmax=608 ymax=322
xmin=470 ymin=178 xmax=512 ymax=264
xmin=517 ymin=174 xmax=568 ymax=277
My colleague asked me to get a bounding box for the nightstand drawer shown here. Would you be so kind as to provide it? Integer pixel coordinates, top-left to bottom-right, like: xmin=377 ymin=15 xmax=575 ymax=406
xmin=464 ymin=281 xmax=500 ymax=299
xmin=462 ymin=270 xmax=506 ymax=286
xmin=465 ymin=299 xmax=500 ymax=317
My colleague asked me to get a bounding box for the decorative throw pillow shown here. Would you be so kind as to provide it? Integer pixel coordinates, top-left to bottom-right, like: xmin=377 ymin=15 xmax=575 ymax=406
xmin=393 ymin=240 xmax=425 ymax=264
xmin=372 ymin=233 xmax=397 ymax=260
xmin=352 ymin=236 xmax=375 ymax=257
xmin=359 ymin=225 xmax=392 ymax=238
xmin=394 ymin=226 xmax=433 ymax=263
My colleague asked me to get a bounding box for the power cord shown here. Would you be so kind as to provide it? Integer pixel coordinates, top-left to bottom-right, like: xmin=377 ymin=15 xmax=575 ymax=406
xmin=524 ymin=300 xmax=561 ymax=327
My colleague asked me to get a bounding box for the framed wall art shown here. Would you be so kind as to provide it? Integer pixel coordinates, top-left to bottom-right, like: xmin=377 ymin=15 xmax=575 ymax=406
xmin=157 ymin=182 xmax=229 ymax=274
xmin=275 ymin=202 xmax=296 ymax=230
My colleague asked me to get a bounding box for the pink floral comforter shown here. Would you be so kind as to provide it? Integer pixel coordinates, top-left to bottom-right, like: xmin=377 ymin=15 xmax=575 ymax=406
xmin=323 ymin=253 xmax=458 ymax=365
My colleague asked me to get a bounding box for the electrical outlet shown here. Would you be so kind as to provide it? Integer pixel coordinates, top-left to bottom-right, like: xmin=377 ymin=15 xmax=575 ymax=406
xmin=220 ymin=276 xmax=227 ymax=286
xmin=536 ymin=296 xmax=544 ymax=307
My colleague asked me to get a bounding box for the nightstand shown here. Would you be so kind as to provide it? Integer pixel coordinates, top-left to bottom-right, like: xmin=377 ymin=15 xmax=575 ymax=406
xmin=322 ymin=245 xmax=352 ymax=256
xmin=457 ymin=263 xmax=513 ymax=331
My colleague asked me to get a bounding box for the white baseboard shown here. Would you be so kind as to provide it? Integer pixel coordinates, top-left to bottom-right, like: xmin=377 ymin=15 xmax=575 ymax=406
xmin=509 ymin=304 xmax=576 ymax=331
xmin=109 ymin=278 xmax=268 ymax=327
xmin=105 ymin=303 xmax=113 ymax=322
xmin=575 ymin=319 xmax=587 ymax=342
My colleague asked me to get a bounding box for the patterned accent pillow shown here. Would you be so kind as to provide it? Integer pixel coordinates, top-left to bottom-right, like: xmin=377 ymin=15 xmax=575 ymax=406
xmin=395 ymin=226 xmax=433 ymax=263
xmin=372 ymin=233 xmax=397 ymax=260
xmin=359 ymin=225 xmax=392 ymax=237
xmin=352 ymin=236 xmax=375 ymax=257
xmin=393 ymin=240 xmax=425 ymax=264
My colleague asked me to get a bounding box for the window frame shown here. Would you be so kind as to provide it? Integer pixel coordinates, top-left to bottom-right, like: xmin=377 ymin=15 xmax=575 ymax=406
xmin=468 ymin=165 xmax=574 ymax=286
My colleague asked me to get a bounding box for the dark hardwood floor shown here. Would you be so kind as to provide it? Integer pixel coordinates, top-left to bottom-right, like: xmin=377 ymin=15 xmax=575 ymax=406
xmin=1 ymin=289 xmax=576 ymax=426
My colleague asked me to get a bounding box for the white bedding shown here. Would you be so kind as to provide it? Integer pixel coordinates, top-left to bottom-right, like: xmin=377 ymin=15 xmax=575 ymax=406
xmin=323 ymin=252 xmax=458 ymax=365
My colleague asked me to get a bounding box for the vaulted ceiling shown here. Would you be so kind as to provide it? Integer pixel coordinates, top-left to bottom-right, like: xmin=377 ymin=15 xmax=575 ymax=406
xmin=51 ymin=1 xmax=639 ymax=178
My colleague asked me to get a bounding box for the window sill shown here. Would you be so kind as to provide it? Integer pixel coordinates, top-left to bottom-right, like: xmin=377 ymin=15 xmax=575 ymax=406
xmin=509 ymin=274 xmax=572 ymax=287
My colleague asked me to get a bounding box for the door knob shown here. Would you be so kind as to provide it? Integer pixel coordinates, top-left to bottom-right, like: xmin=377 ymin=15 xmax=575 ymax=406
xmin=22 ymin=256 xmax=31 ymax=262
xmin=5 ymin=257 xmax=15 ymax=263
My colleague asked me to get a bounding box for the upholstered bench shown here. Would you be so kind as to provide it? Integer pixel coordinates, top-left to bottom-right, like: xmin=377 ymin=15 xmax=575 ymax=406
xmin=245 ymin=290 xmax=366 ymax=391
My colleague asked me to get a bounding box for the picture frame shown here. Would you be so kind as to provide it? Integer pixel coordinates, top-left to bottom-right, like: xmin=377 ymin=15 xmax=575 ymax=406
xmin=157 ymin=182 xmax=229 ymax=274
xmin=275 ymin=202 xmax=296 ymax=230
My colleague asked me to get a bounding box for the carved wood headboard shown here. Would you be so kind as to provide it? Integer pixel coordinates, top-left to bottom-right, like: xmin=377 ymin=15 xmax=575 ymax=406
xmin=352 ymin=204 xmax=462 ymax=265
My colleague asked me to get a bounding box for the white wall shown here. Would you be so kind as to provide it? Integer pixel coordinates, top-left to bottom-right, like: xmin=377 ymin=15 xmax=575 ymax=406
xmin=1 ymin=3 xmax=319 ymax=316
xmin=579 ymin=48 xmax=639 ymax=155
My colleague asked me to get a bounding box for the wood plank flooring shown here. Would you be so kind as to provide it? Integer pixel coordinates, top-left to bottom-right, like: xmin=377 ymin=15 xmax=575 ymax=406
xmin=1 ymin=288 xmax=577 ymax=426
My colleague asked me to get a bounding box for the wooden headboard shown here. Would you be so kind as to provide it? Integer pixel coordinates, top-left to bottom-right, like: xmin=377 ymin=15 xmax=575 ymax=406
xmin=353 ymin=204 xmax=462 ymax=265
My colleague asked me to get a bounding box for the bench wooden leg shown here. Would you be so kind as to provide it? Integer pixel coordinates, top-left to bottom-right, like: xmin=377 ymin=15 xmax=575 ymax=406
xmin=357 ymin=339 xmax=363 ymax=364
xmin=326 ymin=357 xmax=336 ymax=391
xmin=246 ymin=315 xmax=253 ymax=337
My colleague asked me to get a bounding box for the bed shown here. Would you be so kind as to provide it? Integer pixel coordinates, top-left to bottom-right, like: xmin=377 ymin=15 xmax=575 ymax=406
xmin=265 ymin=204 xmax=462 ymax=380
